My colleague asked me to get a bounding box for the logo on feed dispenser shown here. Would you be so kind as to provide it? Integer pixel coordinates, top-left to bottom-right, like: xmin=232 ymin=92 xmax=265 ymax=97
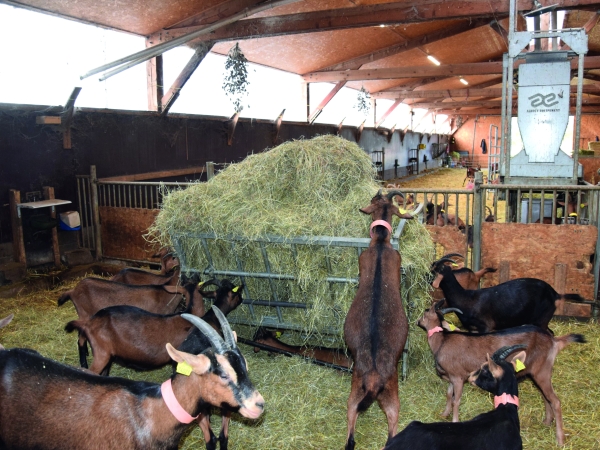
xmin=527 ymin=92 xmax=561 ymax=113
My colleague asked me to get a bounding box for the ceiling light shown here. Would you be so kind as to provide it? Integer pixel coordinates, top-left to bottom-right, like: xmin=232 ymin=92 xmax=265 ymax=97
xmin=460 ymin=78 xmax=469 ymax=85
xmin=427 ymin=55 xmax=441 ymax=66
xmin=379 ymin=24 xmax=386 ymax=27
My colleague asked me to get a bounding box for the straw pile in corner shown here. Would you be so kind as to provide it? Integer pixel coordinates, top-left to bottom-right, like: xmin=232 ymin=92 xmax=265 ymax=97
xmin=149 ymin=135 xmax=434 ymax=344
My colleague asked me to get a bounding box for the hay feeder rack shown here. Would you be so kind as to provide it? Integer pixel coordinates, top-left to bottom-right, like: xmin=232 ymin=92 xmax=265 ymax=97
xmin=171 ymin=217 xmax=416 ymax=377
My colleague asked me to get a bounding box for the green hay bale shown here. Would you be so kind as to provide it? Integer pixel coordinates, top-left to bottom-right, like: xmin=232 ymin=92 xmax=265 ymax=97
xmin=148 ymin=135 xmax=434 ymax=345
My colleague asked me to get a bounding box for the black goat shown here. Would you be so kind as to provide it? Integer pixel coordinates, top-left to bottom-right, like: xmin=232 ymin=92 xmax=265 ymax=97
xmin=343 ymin=189 xmax=414 ymax=450
xmin=431 ymin=257 xmax=584 ymax=333
xmin=384 ymin=345 xmax=525 ymax=450
xmin=0 ymin=313 xmax=263 ymax=450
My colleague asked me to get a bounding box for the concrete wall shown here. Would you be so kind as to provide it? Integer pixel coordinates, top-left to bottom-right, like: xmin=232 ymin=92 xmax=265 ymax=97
xmin=0 ymin=103 xmax=448 ymax=245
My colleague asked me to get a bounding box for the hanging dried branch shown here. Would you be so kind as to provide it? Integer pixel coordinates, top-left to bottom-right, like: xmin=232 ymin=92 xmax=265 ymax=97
xmin=222 ymin=43 xmax=250 ymax=113
xmin=355 ymin=86 xmax=371 ymax=116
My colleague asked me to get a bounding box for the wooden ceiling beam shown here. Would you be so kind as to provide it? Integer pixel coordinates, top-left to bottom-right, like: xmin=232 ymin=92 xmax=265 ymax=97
xmin=316 ymin=19 xmax=493 ymax=73
xmin=151 ymin=0 xmax=600 ymax=43
xmin=373 ymin=84 xmax=600 ymax=99
xmin=308 ymin=81 xmax=346 ymax=123
xmin=416 ymin=97 xmax=600 ymax=109
xmin=166 ymin=0 xmax=266 ymax=29
xmin=435 ymin=106 xmax=600 ymax=115
xmin=303 ymin=56 xmax=600 ymax=82
xmin=161 ymin=43 xmax=214 ymax=116
xmin=375 ymin=99 xmax=403 ymax=128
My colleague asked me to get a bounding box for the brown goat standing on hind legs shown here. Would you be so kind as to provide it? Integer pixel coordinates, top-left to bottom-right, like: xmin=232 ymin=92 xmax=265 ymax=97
xmin=343 ymin=189 xmax=416 ymax=450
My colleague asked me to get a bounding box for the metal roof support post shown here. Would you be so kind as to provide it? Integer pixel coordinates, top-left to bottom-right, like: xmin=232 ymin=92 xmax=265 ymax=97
xmin=574 ymin=51 xmax=584 ymax=179
xmin=472 ymin=171 xmax=484 ymax=272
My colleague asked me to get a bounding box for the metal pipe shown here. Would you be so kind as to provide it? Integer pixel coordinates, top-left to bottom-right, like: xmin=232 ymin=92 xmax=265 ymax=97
xmin=81 ymin=0 xmax=301 ymax=80
xmin=573 ymin=52 xmax=584 ymax=180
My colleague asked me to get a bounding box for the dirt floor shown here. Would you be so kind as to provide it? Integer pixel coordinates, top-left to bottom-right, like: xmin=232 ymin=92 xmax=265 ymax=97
xmin=0 ymin=169 xmax=598 ymax=449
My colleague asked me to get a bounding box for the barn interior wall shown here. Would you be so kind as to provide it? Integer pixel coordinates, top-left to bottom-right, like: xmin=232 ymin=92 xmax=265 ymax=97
xmin=0 ymin=104 xmax=448 ymax=246
xmin=452 ymin=115 xmax=501 ymax=167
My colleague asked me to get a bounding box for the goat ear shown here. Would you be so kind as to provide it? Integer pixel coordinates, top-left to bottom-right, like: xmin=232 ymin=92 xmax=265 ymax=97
xmin=509 ymin=350 xmax=527 ymax=369
xmin=431 ymin=272 xmax=443 ymax=289
xmin=360 ymin=204 xmax=376 ymax=215
xmin=166 ymin=343 xmax=211 ymax=375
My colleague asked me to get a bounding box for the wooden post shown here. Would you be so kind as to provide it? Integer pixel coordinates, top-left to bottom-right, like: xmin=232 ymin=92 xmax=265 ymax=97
xmin=90 ymin=166 xmax=103 ymax=260
xmin=43 ymin=186 xmax=61 ymax=267
xmin=498 ymin=260 xmax=510 ymax=283
xmin=554 ymin=263 xmax=568 ymax=315
xmin=9 ymin=190 xmax=26 ymax=264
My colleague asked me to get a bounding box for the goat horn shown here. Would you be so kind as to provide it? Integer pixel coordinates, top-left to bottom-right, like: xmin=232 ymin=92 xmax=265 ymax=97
xmin=491 ymin=344 xmax=527 ymax=364
xmin=202 ymin=278 xmax=221 ymax=288
xmin=181 ymin=313 xmax=227 ymax=353
xmin=442 ymin=253 xmax=464 ymax=260
xmin=439 ymin=307 xmax=463 ymax=316
xmin=212 ymin=306 xmax=237 ymax=349
xmin=377 ymin=189 xmax=382 ymax=197
xmin=386 ymin=190 xmax=405 ymax=201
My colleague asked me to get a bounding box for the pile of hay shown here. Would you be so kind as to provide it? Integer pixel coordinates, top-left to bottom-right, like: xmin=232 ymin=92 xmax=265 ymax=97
xmin=149 ymin=135 xmax=434 ymax=343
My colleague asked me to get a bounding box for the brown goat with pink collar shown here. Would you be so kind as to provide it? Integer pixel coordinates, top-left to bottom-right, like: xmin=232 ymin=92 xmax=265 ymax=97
xmin=343 ymin=189 xmax=415 ymax=450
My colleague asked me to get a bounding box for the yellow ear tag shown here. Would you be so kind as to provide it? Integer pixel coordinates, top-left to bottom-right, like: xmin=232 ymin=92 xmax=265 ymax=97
xmin=451 ymin=263 xmax=459 ymax=267
xmin=515 ymin=359 xmax=526 ymax=372
xmin=197 ymin=281 xmax=205 ymax=288
xmin=176 ymin=361 xmax=193 ymax=376
xmin=232 ymin=286 xmax=240 ymax=293
xmin=399 ymin=208 xmax=407 ymax=214
xmin=275 ymin=331 xmax=282 ymax=339
xmin=447 ymin=323 xmax=457 ymax=331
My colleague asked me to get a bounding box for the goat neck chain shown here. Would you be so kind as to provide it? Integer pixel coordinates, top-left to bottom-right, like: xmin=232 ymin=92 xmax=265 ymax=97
xmin=494 ymin=393 xmax=519 ymax=409
xmin=161 ymin=379 xmax=199 ymax=423
xmin=427 ymin=326 xmax=444 ymax=338
xmin=369 ymin=220 xmax=392 ymax=239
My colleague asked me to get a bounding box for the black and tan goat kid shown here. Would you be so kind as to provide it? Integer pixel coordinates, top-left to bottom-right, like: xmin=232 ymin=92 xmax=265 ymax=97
xmin=430 ymin=254 xmax=496 ymax=301
xmin=250 ymin=327 xmax=353 ymax=371
xmin=0 ymin=314 xmax=264 ymax=450
xmin=419 ymin=301 xmax=585 ymax=445
xmin=430 ymin=256 xmax=584 ymax=333
xmin=384 ymin=345 xmax=526 ymax=450
xmin=58 ymin=273 xmax=206 ymax=322
xmin=65 ymin=280 xmax=208 ymax=373
xmin=343 ymin=189 xmax=415 ymax=450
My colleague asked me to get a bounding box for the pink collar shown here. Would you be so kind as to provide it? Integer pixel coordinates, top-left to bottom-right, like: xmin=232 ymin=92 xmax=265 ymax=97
xmin=427 ymin=326 xmax=444 ymax=338
xmin=494 ymin=393 xmax=519 ymax=409
xmin=161 ymin=379 xmax=198 ymax=424
xmin=370 ymin=220 xmax=393 ymax=238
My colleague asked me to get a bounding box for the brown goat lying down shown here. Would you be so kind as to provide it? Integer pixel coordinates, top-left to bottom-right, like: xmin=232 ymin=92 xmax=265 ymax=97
xmin=0 ymin=313 xmax=264 ymax=450
xmin=419 ymin=300 xmax=585 ymax=446
xmin=251 ymin=327 xmax=353 ymax=371
xmin=343 ymin=190 xmax=416 ymax=450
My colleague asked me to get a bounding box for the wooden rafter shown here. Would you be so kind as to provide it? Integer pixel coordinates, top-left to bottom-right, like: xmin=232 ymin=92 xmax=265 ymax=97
xmin=308 ymin=81 xmax=346 ymax=124
xmin=386 ymin=77 xmax=452 ymax=91
xmin=62 ymin=87 xmax=81 ymax=149
xmin=151 ymin=0 xmax=600 ymax=43
xmin=166 ymin=0 xmax=266 ymax=29
xmin=437 ymin=106 xmax=600 ymax=115
xmin=375 ymin=99 xmax=403 ymax=128
xmin=303 ymin=57 xmax=600 ymax=82
xmin=316 ymin=19 xmax=493 ymax=73
xmin=161 ymin=43 xmax=214 ymax=116
xmin=373 ymin=84 xmax=600 ymax=100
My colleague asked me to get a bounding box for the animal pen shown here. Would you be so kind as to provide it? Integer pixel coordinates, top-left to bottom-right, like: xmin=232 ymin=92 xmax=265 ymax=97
xmin=75 ymin=164 xmax=600 ymax=336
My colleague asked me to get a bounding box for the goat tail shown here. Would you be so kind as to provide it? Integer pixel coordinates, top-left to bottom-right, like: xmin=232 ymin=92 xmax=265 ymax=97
xmin=57 ymin=291 xmax=73 ymax=306
xmin=477 ymin=267 xmax=497 ymax=276
xmin=65 ymin=320 xmax=84 ymax=334
xmin=560 ymin=293 xmax=586 ymax=303
xmin=555 ymin=333 xmax=586 ymax=353
xmin=356 ymin=371 xmax=384 ymax=412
